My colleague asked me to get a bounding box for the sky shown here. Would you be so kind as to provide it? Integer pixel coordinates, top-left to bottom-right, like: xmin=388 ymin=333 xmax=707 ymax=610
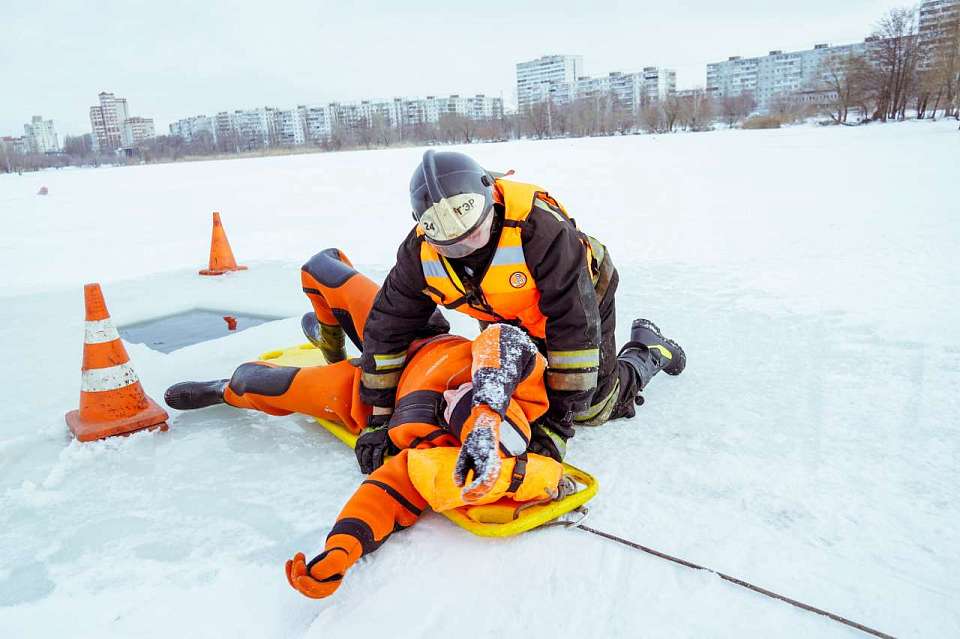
xmin=1 ymin=0 xmax=908 ymax=137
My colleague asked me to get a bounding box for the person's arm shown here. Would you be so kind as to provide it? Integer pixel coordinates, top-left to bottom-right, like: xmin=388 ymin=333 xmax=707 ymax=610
xmin=522 ymin=204 xmax=601 ymax=420
xmin=359 ymin=229 xmax=437 ymax=408
xmin=455 ymin=323 xmax=543 ymax=501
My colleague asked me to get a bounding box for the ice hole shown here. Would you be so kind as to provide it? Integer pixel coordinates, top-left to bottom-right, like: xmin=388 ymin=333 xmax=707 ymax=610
xmin=118 ymin=308 xmax=284 ymax=353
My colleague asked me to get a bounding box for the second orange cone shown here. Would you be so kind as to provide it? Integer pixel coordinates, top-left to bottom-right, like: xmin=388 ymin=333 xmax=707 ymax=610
xmin=199 ymin=211 xmax=247 ymax=276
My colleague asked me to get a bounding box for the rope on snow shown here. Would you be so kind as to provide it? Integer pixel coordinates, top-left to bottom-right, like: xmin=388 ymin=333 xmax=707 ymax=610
xmin=551 ymin=508 xmax=896 ymax=639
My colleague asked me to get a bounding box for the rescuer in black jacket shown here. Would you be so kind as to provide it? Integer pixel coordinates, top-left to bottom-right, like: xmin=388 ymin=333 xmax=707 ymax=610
xmin=332 ymin=150 xmax=686 ymax=461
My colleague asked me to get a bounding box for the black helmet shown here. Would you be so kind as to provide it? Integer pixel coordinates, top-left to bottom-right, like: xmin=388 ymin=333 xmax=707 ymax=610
xmin=410 ymin=150 xmax=495 ymax=255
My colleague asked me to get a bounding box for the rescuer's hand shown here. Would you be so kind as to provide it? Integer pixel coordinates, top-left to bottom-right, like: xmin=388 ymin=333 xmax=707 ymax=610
xmin=454 ymin=406 xmax=502 ymax=502
xmin=355 ymin=413 xmax=397 ymax=474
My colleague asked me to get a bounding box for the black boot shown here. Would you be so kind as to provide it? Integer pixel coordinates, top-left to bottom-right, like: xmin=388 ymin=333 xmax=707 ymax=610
xmin=616 ymin=319 xmax=686 ymax=394
xmin=164 ymin=380 xmax=228 ymax=410
xmin=625 ymin=318 xmax=685 ymax=376
xmin=301 ymin=312 xmax=347 ymax=363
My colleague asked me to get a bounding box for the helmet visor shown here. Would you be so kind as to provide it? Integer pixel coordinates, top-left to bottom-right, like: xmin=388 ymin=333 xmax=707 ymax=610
xmin=428 ymin=211 xmax=495 ymax=258
xmin=417 ymin=192 xmax=490 ymax=244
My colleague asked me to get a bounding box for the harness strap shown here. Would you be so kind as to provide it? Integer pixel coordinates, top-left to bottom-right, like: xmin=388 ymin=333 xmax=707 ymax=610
xmin=507 ymin=452 xmax=528 ymax=494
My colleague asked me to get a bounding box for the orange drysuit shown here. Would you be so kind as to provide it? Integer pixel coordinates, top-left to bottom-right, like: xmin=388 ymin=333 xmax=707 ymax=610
xmin=220 ymin=248 xmax=561 ymax=599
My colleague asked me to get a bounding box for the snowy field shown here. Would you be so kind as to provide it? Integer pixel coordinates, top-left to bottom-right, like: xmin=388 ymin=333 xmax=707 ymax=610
xmin=1 ymin=120 xmax=958 ymax=638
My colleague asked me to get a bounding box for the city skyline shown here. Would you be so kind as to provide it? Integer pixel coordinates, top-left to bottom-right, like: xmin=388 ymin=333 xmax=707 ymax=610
xmin=1 ymin=0 xmax=908 ymax=136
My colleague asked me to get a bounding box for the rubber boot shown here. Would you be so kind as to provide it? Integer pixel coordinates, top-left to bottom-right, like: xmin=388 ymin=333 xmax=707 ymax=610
xmin=164 ymin=380 xmax=229 ymax=410
xmin=301 ymin=312 xmax=347 ymax=363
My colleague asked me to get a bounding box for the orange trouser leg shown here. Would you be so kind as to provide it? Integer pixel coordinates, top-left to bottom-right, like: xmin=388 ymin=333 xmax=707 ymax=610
xmin=222 ymin=360 xmax=369 ymax=434
xmin=300 ymin=248 xmax=380 ymax=347
xmin=324 ymin=449 xmax=427 ymax=563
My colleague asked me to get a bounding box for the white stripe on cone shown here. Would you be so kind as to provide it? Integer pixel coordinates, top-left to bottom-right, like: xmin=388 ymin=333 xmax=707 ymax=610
xmin=81 ymin=363 xmax=139 ymax=392
xmin=84 ymin=319 xmax=121 ymax=344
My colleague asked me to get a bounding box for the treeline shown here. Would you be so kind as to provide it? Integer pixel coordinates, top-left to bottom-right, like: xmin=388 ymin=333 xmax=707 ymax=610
xmin=817 ymin=6 xmax=959 ymax=124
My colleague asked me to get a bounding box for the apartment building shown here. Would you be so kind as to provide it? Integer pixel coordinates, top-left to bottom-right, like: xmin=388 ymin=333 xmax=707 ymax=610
xmin=271 ymin=108 xmax=305 ymax=146
xmin=175 ymin=94 xmax=503 ymax=147
xmin=517 ymin=55 xmax=675 ymax=113
xmin=122 ymin=117 xmax=155 ymax=147
xmin=643 ymin=67 xmax=677 ymax=102
xmin=297 ymin=105 xmax=334 ymax=140
xmin=23 ymin=116 xmax=60 ymax=153
xmin=89 ymin=92 xmax=128 ymax=151
xmin=169 ymin=115 xmax=217 ymax=144
xmin=920 ymin=0 xmax=960 ymax=67
xmin=557 ymin=68 xmax=676 ymax=110
xmin=89 ymin=91 xmax=154 ymax=151
xmin=516 ymin=55 xmax=583 ymax=111
xmin=706 ymin=41 xmax=869 ymax=111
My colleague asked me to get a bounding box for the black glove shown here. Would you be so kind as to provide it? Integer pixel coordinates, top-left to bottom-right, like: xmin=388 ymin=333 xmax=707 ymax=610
xmin=355 ymin=414 xmax=398 ymax=474
xmin=528 ymin=414 xmax=574 ymax=462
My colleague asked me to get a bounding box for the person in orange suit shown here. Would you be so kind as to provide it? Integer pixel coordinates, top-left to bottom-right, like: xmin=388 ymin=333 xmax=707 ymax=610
xmin=165 ymin=249 xmax=573 ymax=599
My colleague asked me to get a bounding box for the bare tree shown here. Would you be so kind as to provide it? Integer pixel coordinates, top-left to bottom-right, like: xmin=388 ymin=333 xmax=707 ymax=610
xmin=661 ymin=95 xmax=683 ymax=131
xmin=437 ymin=112 xmax=480 ymax=143
xmin=568 ymin=98 xmax=595 ymax=136
xmin=818 ymin=53 xmax=872 ymax=123
xmin=639 ymin=102 xmax=666 ymax=133
xmin=678 ymin=89 xmax=714 ymax=131
xmin=719 ymin=92 xmax=757 ymax=127
xmin=869 ymin=8 xmax=925 ymax=121
xmin=611 ymin=95 xmax=636 ymax=135
xmin=521 ymin=103 xmax=551 ymax=139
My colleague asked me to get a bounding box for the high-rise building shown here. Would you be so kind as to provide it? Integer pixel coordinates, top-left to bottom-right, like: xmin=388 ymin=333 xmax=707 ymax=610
xmin=706 ymin=41 xmax=870 ymax=111
xmin=89 ymin=91 xmax=154 ymax=151
xmin=642 ymin=67 xmax=677 ymax=103
xmin=516 ymin=55 xmax=674 ymax=113
xmin=516 ymin=55 xmax=583 ymax=111
xmin=920 ymin=0 xmax=960 ymax=64
xmin=23 ymin=116 xmax=60 ymax=153
xmin=89 ymin=92 xmax=128 ymax=151
xmin=297 ymin=105 xmax=334 ymax=141
xmin=169 ymin=115 xmax=217 ymax=144
xmin=122 ymin=117 xmax=155 ymax=147
xmin=271 ymin=108 xmax=305 ymax=146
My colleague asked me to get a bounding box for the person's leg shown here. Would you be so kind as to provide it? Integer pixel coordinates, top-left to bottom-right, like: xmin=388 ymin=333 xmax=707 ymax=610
xmin=575 ymin=268 xmax=623 ymax=425
xmin=300 ymin=248 xmax=381 ymax=359
xmin=575 ymin=265 xmax=686 ymax=425
xmin=287 ymin=449 xmax=426 ymax=598
xmin=222 ymin=360 xmax=369 ymax=434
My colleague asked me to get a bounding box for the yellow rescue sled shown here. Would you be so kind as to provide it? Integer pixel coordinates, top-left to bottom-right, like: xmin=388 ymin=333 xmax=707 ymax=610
xmin=259 ymin=343 xmax=598 ymax=537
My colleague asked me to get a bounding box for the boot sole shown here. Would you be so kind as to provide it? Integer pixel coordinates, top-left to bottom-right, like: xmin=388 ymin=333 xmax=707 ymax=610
xmin=301 ymin=312 xmax=323 ymax=348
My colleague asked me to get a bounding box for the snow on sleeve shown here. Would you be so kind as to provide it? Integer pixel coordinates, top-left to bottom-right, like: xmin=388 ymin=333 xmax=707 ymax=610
xmin=471 ymin=324 xmax=539 ymax=416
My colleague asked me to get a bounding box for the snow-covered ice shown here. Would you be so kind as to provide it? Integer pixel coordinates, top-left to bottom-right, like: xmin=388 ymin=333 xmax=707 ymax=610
xmin=1 ymin=120 xmax=958 ymax=638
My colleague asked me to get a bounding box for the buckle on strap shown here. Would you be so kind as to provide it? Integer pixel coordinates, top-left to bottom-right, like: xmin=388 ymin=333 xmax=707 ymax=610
xmin=507 ymin=452 xmax=528 ymax=494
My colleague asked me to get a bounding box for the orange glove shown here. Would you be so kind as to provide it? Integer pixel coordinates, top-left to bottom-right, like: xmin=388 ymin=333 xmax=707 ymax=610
xmin=454 ymin=405 xmax=502 ymax=503
xmin=285 ymin=550 xmax=350 ymax=599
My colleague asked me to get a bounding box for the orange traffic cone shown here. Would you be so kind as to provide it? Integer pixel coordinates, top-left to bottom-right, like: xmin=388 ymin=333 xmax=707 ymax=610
xmin=65 ymin=283 xmax=169 ymax=442
xmin=199 ymin=211 xmax=247 ymax=276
